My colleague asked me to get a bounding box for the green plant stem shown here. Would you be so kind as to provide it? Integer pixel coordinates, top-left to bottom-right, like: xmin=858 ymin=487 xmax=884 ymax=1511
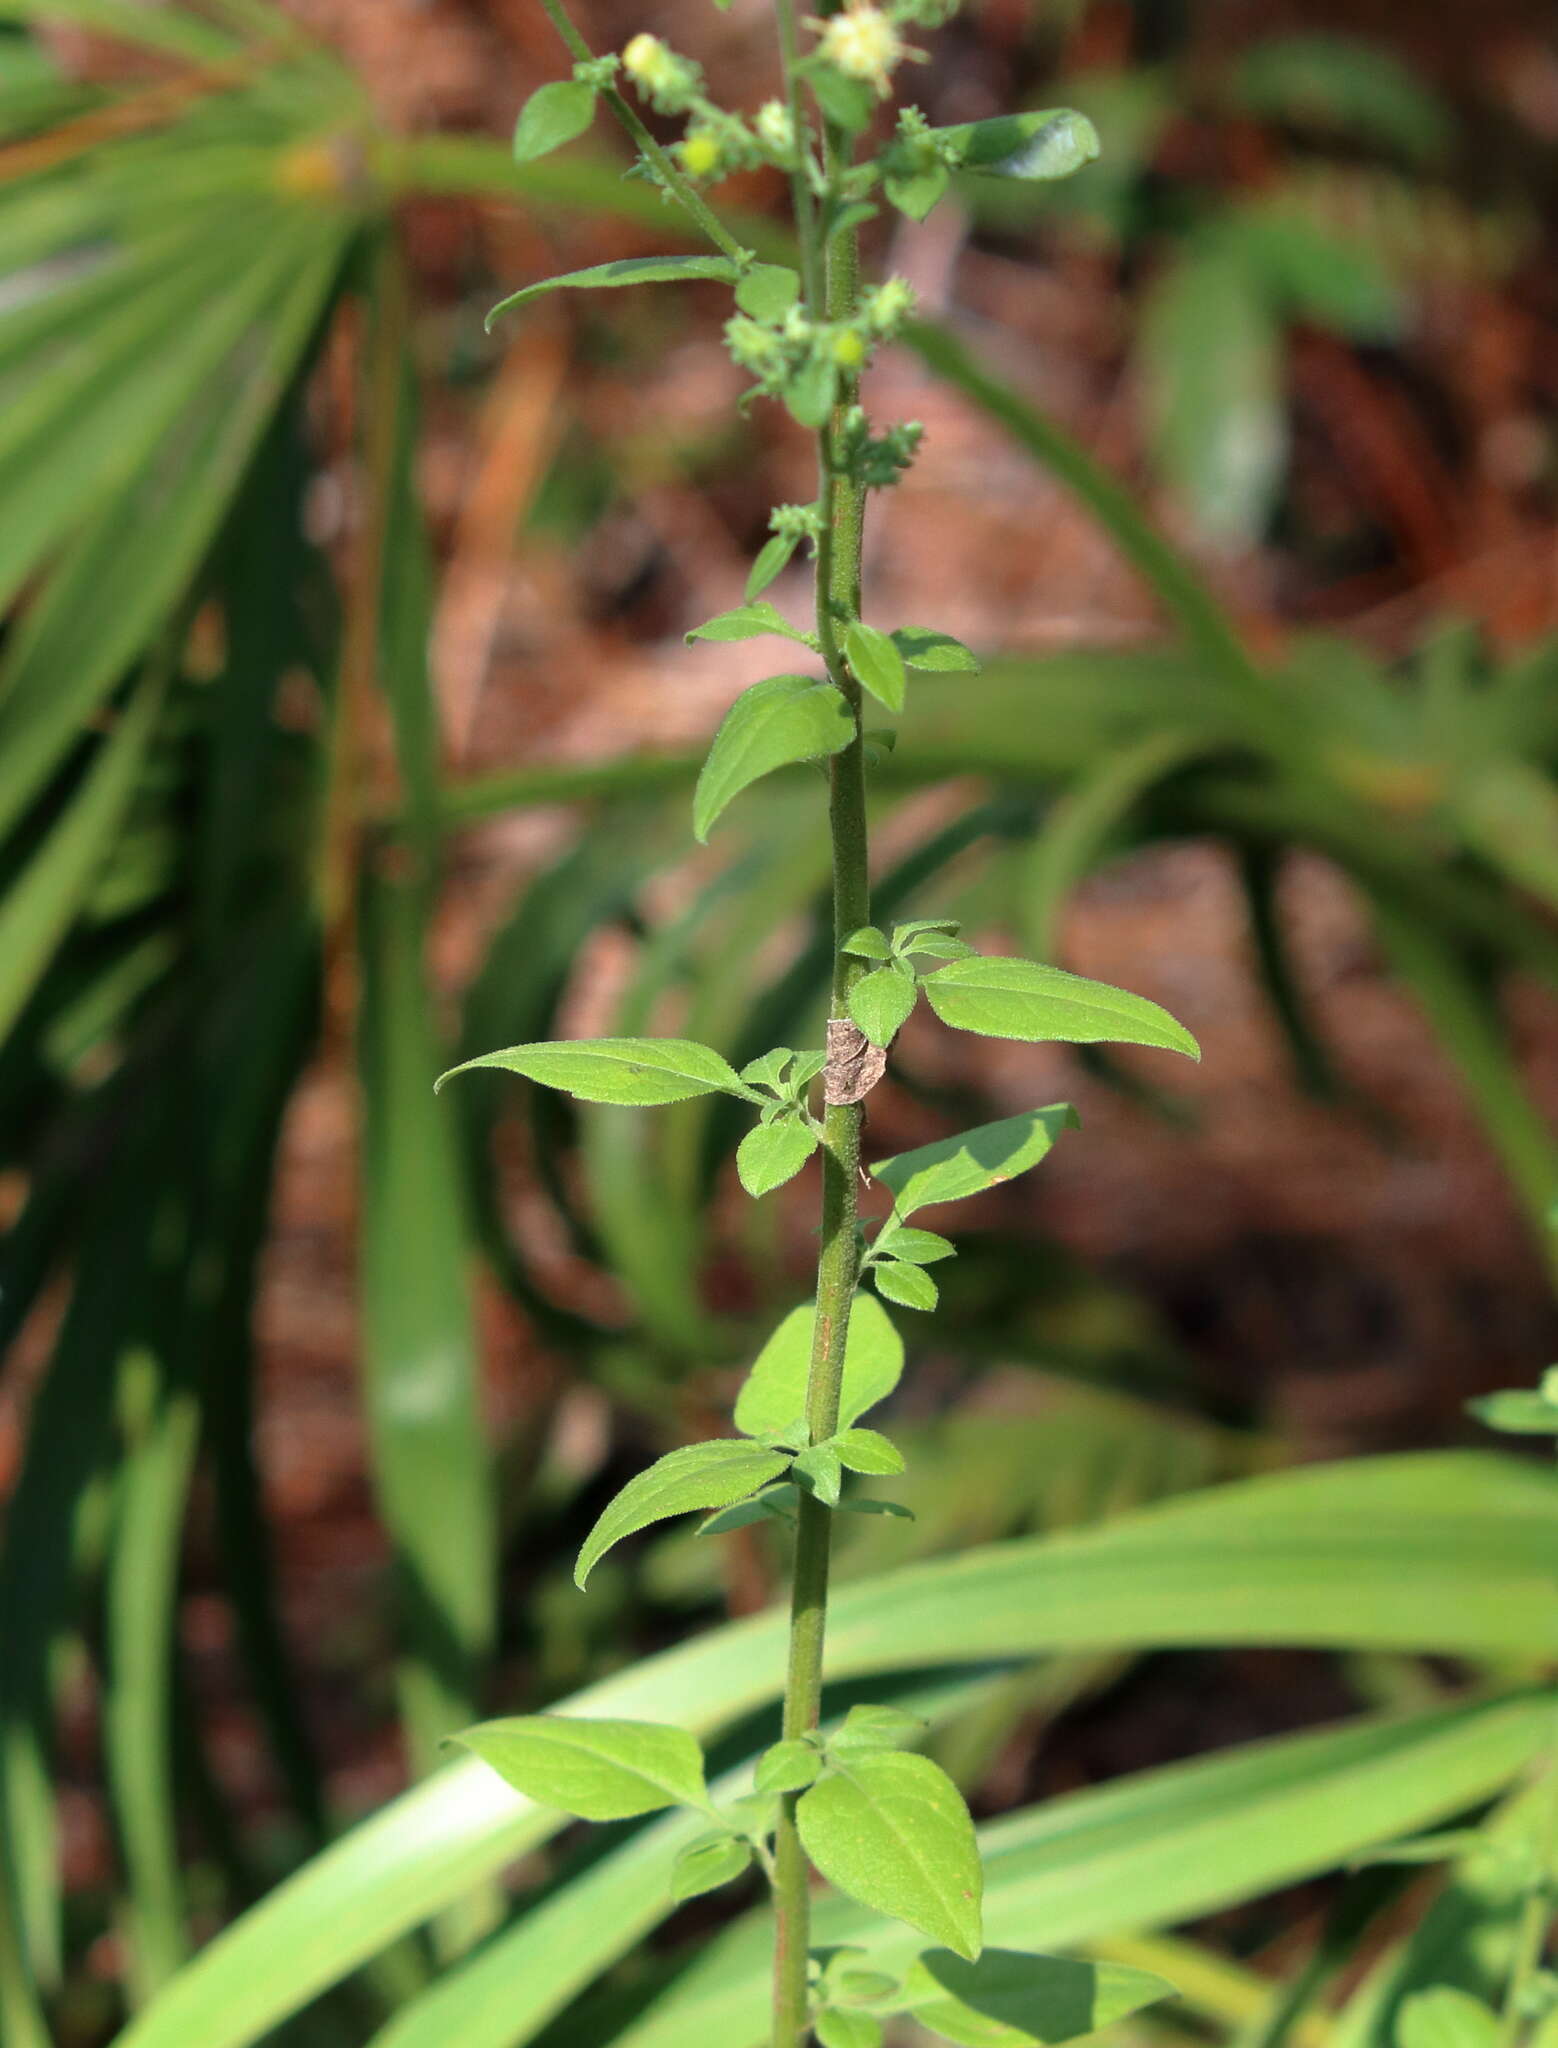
xmin=770 ymin=96 xmax=870 ymax=2048
xmin=535 ymin=0 xmax=752 ymax=268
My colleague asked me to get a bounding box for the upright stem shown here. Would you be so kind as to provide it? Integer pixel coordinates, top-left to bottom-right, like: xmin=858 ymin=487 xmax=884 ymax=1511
xmin=770 ymin=97 xmax=870 ymax=2048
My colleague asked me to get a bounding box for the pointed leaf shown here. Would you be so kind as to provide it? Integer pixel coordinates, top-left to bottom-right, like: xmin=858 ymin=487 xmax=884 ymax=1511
xmin=834 ymin=1429 xmax=905 ymax=1477
xmin=874 ymin=1262 xmax=939 ymax=1311
xmin=795 ymin=1443 xmax=844 ymax=1506
xmin=846 ymin=621 xmax=907 ymax=713
xmin=922 ymin=959 xmax=1200 ymax=1058
xmin=746 ymin=532 xmax=799 ymax=600
xmin=456 ymin=1717 xmax=706 ymax=1821
xmin=797 ymin=1751 xmax=983 ymax=1959
xmin=832 ymin=1704 xmax=926 ymax=1753
xmin=671 ymin=1834 xmax=752 ymax=1902
xmin=694 ymin=676 xmax=855 ymax=841
xmin=686 ymin=601 xmax=816 ymax=647
xmin=874 ymin=1106 xmax=1080 ymax=1219
xmin=755 ymin=1740 xmax=823 ymax=1794
xmin=843 ymin=927 xmax=892 ymax=960
xmin=697 ymin=1485 xmax=799 ymax=1536
xmin=818 ymin=2014 xmax=883 ymax=2048
xmin=942 ymin=109 xmax=1101 ymax=181
xmin=511 ymin=79 xmax=596 ymax=164
xmin=736 ymin=1119 xmax=820 ymax=1198
xmin=849 ymin=966 xmax=918 ymax=1049
xmin=872 ymin=1226 xmax=955 ymax=1265
xmin=487 ymin=255 xmax=739 ymax=330
xmin=575 ymin=1442 xmax=791 ymax=1587
xmin=885 ymin=164 xmax=950 ymax=221
xmin=1467 ymin=1391 xmax=1558 ymax=1437
xmin=734 ymin=1295 xmax=904 ymax=1437
xmin=892 ymin=627 xmax=980 ymax=673
xmin=893 ymin=1950 xmax=1175 ymax=2047
xmin=437 ymin=1037 xmax=754 ymax=1107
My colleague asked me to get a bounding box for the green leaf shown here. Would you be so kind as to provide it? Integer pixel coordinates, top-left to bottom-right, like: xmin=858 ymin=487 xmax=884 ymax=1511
xmin=849 ymin=966 xmax=918 ymax=1049
xmin=842 ymin=1496 xmax=916 ymax=1521
xmin=808 ymin=64 xmax=875 ymax=131
xmin=818 ymin=2013 xmax=884 ymax=2048
xmin=1140 ymin=246 xmax=1284 ymax=550
xmin=486 ymin=255 xmax=740 ymax=330
xmin=437 ymin=1036 xmax=755 ymax=1107
xmin=922 ymin=958 xmax=1200 ymax=1059
xmin=1467 ymin=1391 xmax=1558 ymax=1437
xmin=873 ymin=1226 xmax=955 ymax=1265
xmin=794 ymin=1444 xmax=845 ymax=1507
xmin=671 ymin=1834 xmax=752 ymax=1903
xmin=833 ymin=1705 xmax=927 ymax=1754
xmin=874 ymin=1262 xmax=939 ymax=1311
xmin=943 ymin=108 xmax=1101 ymax=181
xmin=736 ymin=1119 xmax=820 ymax=1198
xmin=885 ymin=164 xmax=950 ymax=222
xmin=1397 ymin=1989 xmax=1502 ymax=2048
xmin=798 ymin=1751 xmax=983 ymax=1959
xmin=456 ymin=1717 xmax=707 ymax=1821
xmin=746 ymin=532 xmax=799 ymax=600
xmin=784 ymin=353 xmax=838 ymax=429
xmin=755 ymin=1741 xmax=822 ymax=1794
xmin=694 ymin=676 xmax=855 ymax=841
xmin=893 ymin=1950 xmax=1175 ymax=2047
xmin=846 ymin=621 xmax=908 ymax=713
xmin=686 ymin=601 xmax=816 ymax=647
xmin=1349 ymin=1829 xmax=1497 ymax=1869
xmin=734 ymin=1295 xmax=904 ymax=1436
xmin=843 ymin=927 xmax=892 ymax=960
xmin=873 ymin=1106 xmax=1080 ymax=1218
xmin=735 ymin=264 xmax=801 ymax=321
xmin=575 ymin=1442 xmax=792 ymax=1587
xmin=697 ymin=1485 xmax=798 ymax=1536
xmin=892 ymin=627 xmax=980 ymax=673
xmin=835 ymin=1429 xmax=905 ymax=1477
xmin=511 ymin=79 xmax=596 ymax=164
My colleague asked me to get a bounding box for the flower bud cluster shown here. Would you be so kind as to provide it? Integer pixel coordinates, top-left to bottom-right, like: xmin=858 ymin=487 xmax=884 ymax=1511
xmin=620 ymin=33 xmax=703 ymax=115
xmin=808 ymin=4 xmax=918 ymax=96
xmin=837 ymin=408 xmax=925 ymax=490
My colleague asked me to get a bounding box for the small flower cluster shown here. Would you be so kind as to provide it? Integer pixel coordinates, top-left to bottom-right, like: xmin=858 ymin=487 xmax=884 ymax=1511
xmin=621 ymin=33 xmax=799 ymax=186
xmin=723 ymin=275 xmax=917 ymax=425
xmin=838 ymin=410 xmax=924 ymax=491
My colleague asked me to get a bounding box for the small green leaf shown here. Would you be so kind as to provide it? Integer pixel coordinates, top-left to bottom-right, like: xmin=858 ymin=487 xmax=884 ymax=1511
xmin=834 ymin=1427 xmax=905 ymax=1476
xmin=511 ymin=79 xmax=596 ymax=164
xmin=737 ymin=1118 xmax=820 ymax=1198
xmin=873 ymin=1106 xmax=1079 ymax=1217
xmin=741 ymin=1047 xmax=796 ymax=1092
xmin=892 ymin=627 xmax=981 ymax=673
xmin=832 ymin=1703 xmax=926 ymax=1752
xmin=849 ymin=966 xmax=918 ymax=1049
xmin=1398 ymin=1989 xmax=1503 ymax=2048
xmin=922 ymin=958 xmax=1200 ymax=1059
xmin=697 ymin=1484 xmax=798 ymax=1536
xmin=885 ymin=164 xmax=950 ymax=222
xmin=455 ymin=1715 xmax=706 ymax=1820
xmin=893 ymin=1950 xmax=1176 ymax=2047
xmin=437 ymin=1036 xmax=756 ymax=1107
xmin=1467 ymin=1390 xmax=1558 ymax=1436
xmin=840 ymin=1495 xmax=915 ymax=1520
xmin=734 ymin=1294 xmax=904 ymax=1436
xmin=487 ymin=254 xmax=739 ymax=330
xmin=755 ymin=1739 xmax=822 ymax=1794
xmin=784 ymin=353 xmax=838 ymax=429
xmin=874 ymin=1261 xmax=939 ymax=1311
xmin=874 ymin=1226 xmax=956 ymax=1265
xmin=908 ymin=934 xmax=977 ymax=961
xmin=747 ymin=531 xmax=799 ymax=600
xmin=575 ymin=1441 xmax=792 ymax=1586
xmin=845 ymin=622 xmax=908 ymax=713
xmin=817 ymin=2013 xmax=883 ymax=2048
xmin=670 ymin=1832 xmax=752 ymax=1902
xmin=735 ymin=264 xmax=801 ymax=321
xmin=794 ymin=1443 xmax=844 ymax=1506
xmin=686 ymin=600 xmax=816 ymax=647
xmin=943 ymin=107 xmax=1102 ymax=181
xmin=797 ymin=1750 xmax=983 ymax=1959
xmin=843 ymin=926 xmax=892 ymax=960
xmin=895 ymin=918 xmax=963 ymax=939
xmin=694 ymin=676 xmax=855 ymax=842
xmin=832 ymin=1967 xmax=903 ymax=2002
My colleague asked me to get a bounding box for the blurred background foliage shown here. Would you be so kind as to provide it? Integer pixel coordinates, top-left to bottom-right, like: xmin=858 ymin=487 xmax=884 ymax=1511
xmin=0 ymin=0 xmax=1556 ymax=2043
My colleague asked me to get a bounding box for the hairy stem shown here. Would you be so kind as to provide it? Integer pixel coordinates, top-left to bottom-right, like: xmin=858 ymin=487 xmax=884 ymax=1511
xmin=536 ymin=0 xmax=753 ymax=267
xmin=770 ymin=93 xmax=870 ymax=2048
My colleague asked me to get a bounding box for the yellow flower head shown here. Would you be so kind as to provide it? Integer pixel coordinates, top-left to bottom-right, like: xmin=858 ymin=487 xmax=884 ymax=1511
xmin=680 ymin=131 xmax=722 ymax=180
xmin=831 ymin=328 xmax=868 ymax=370
xmin=815 ymin=4 xmax=909 ymax=92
